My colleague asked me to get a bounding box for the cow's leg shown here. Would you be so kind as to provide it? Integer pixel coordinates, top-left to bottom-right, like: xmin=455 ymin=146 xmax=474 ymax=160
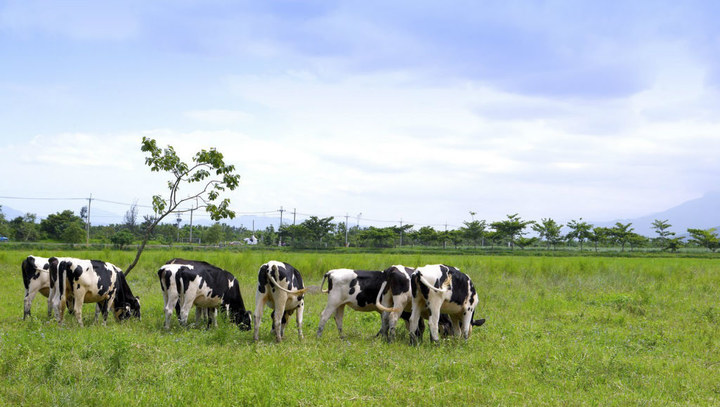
xmin=46 ymin=287 xmax=55 ymax=319
xmin=23 ymin=288 xmax=37 ymax=320
xmin=461 ymin=308 xmax=475 ymax=340
xmin=387 ymin=309 xmax=404 ymax=343
xmin=333 ymin=304 xmax=346 ymax=339
xmin=427 ymin=297 xmax=443 ymax=343
xmin=280 ymin=310 xmax=290 ymax=338
xmin=450 ymin=314 xmax=462 ymax=337
xmin=272 ymin=292 xmax=288 ymax=342
xmin=296 ymin=299 xmax=304 ymax=340
xmin=316 ymin=300 xmax=338 ymax=338
xmin=408 ymin=298 xmax=423 ymax=345
xmin=56 ymin=294 xmax=66 ymax=324
xmin=73 ymin=289 xmax=86 ymax=327
xmin=178 ymin=294 xmax=196 ymax=327
xmin=253 ymin=290 xmax=267 ymax=341
xmin=163 ymin=290 xmax=179 ymax=329
xmin=194 ymin=306 xmax=203 ymax=327
xmin=98 ymin=300 xmax=110 ymax=326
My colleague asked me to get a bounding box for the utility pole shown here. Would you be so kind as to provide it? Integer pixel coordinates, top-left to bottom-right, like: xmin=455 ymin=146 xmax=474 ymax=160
xmin=85 ymin=194 xmax=92 ymax=247
xmin=344 ymin=213 xmax=349 ymax=247
xmin=293 ymin=208 xmax=296 ymax=225
xmin=189 ymin=208 xmax=194 ymax=244
xmin=279 ymin=206 xmax=285 ymax=246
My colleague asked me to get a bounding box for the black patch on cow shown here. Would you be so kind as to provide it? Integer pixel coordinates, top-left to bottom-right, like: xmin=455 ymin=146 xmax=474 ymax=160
xmin=21 ymin=256 xmax=37 ymax=290
xmin=347 ymin=270 xmax=385 ymax=308
xmin=114 ymin=270 xmax=141 ymax=320
xmin=435 ymin=265 xmax=451 ymax=290
xmin=384 ymin=266 xmax=413 ymax=296
xmin=469 ymin=283 xmax=476 ymax=305
xmin=257 ymin=264 xmax=268 ymax=293
xmin=327 ymin=275 xmax=333 ymax=292
xmin=412 ymin=273 xmax=429 ymax=299
xmin=348 ymin=278 xmax=357 ymax=295
xmin=90 ymin=260 xmax=114 ymax=297
xmin=447 ymin=266 xmax=471 ymax=306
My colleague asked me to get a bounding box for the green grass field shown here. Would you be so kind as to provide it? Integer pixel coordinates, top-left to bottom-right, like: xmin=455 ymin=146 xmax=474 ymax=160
xmin=1 ymin=249 xmax=719 ymax=406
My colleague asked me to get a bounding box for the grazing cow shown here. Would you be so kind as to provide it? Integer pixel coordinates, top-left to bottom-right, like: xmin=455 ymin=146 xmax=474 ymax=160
xmin=157 ymin=259 xmax=251 ymax=330
xmin=51 ymin=258 xmax=140 ymax=325
xmin=253 ymin=261 xmax=307 ymax=342
xmin=374 ymin=265 xmax=417 ymax=341
xmin=317 ymin=268 xmax=397 ymax=338
xmin=21 ymin=255 xmax=53 ymax=319
xmin=408 ymin=264 xmax=481 ymax=344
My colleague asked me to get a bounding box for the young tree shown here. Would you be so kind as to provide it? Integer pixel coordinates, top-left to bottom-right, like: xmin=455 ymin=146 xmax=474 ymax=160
xmin=357 ymin=227 xmax=396 ymax=247
xmin=124 ymin=203 xmax=139 ymax=235
xmin=124 ymin=137 xmax=240 ymax=276
xmin=490 ymin=213 xmax=534 ymax=249
xmin=566 ymin=218 xmax=592 ymax=251
xmin=651 ymin=219 xmax=675 ymax=249
xmin=302 ymin=216 xmax=335 ymax=243
xmin=204 ymin=222 xmax=224 ymax=244
xmin=532 ymin=218 xmax=562 ymax=250
xmin=461 ymin=219 xmax=486 ymax=248
xmin=111 ymin=230 xmax=135 ymax=249
xmin=589 ymin=227 xmax=610 ymax=252
xmin=416 ymin=226 xmax=439 ymax=246
xmin=446 ymin=229 xmax=464 ymax=249
xmin=608 ymin=222 xmax=634 ymax=252
xmin=687 ymin=228 xmax=720 ymax=252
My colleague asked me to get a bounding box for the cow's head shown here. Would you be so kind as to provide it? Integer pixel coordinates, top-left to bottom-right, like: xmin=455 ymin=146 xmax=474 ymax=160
xmin=230 ymin=307 xmax=252 ymax=331
xmin=114 ymin=296 xmax=141 ymax=321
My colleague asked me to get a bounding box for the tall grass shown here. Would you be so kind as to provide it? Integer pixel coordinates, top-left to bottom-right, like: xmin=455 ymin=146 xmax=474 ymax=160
xmin=1 ymin=249 xmax=719 ymax=405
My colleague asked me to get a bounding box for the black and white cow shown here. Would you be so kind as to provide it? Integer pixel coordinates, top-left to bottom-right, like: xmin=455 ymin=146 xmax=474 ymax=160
xmin=254 ymin=261 xmax=307 ymax=342
xmin=157 ymin=259 xmax=251 ymax=330
xmin=21 ymin=255 xmax=53 ymax=319
xmin=51 ymin=258 xmax=141 ymax=326
xmin=408 ymin=264 xmax=482 ymax=344
xmin=317 ymin=266 xmax=436 ymax=340
xmin=375 ymin=265 xmax=417 ymax=341
xmin=317 ymin=268 xmax=396 ymax=338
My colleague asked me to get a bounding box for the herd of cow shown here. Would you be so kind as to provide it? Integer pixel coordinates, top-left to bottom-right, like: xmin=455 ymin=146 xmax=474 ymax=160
xmin=21 ymin=255 xmax=486 ymax=344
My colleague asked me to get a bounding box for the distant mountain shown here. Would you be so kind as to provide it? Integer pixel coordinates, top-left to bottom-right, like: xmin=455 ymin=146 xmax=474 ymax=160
xmin=0 ymin=205 xmax=25 ymax=220
xmin=594 ymin=191 xmax=720 ymax=237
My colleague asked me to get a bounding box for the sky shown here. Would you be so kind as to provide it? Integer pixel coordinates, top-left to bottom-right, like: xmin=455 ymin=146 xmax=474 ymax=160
xmin=2 ymin=0 xmax=720 ymax=229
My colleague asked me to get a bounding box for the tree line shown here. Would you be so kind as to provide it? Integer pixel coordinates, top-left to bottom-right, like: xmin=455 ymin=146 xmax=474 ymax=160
xmin=2 ymin=206 xmax=718 ymax=253
xmin=7 ymin=206 xmax=715 ymax=252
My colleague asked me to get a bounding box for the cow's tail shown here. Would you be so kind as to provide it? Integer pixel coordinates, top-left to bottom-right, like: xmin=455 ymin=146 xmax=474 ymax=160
xmin=417 ymin=272 xmax=449 ymax=293
xmin=267 ymin=264 xmax=308 ymax=295
xmin=374 ymin=280 xmax=400 ymax=313
xmin=319 ymin=272 xmax=330 ymax=294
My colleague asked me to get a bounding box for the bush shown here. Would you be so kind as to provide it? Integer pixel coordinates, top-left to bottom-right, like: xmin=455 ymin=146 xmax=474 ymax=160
xmin=110 ymin=230 xmax=134 ymax=249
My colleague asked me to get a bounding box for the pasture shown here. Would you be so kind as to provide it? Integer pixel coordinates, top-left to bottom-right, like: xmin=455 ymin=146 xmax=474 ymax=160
xmin=1 ymin=249 xmax=718 ymax=406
